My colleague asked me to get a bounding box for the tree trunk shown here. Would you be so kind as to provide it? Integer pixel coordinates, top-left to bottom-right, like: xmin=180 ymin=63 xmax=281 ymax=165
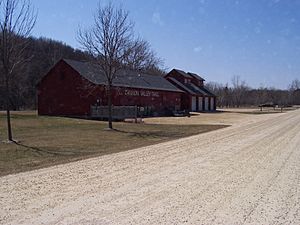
xmin=107 ymin=83 xmax=113 ymax=129
xmin=6 ymin=108 xmax=12 ymax=141
xmin=5 ymin=78 xmax=13 ymax=141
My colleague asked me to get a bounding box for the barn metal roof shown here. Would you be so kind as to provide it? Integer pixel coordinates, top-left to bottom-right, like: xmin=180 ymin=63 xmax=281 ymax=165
xmin=189 ymin=83 xmax=209 ymax=95
xmin=201 ymin=86 xmax=216 ymax=96
xmin=185 ymin=83 xmax=216 ymax=97
xmin=172 ymin=69 xmax=194 ymax=78
xmin=167 ymin=77 xmax=196 ymax=95
xmin=63 ymin=59 xmax=183 ymax=92
xmin=167 ymin=75 xmax=215 ymax=97
xmin=187 ymin=72 xmax=205 ymax=81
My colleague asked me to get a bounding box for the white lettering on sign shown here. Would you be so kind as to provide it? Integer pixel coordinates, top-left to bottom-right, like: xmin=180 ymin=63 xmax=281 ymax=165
xmin=121 ymin=89 xmax=160 ymax=97
xmin=151 ymin=91 xmax=159 ymax=97
xmin=140 ymin=90 xmax=150 ymax=97
xmin=124 ymin=89 xmax=140 ymax=96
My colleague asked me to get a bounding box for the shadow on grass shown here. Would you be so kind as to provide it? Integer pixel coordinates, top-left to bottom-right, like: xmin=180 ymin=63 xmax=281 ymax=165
xmin=112 ymin=125 xmax=228 ymax=139
xmin=113 ymin=128 xmax=170 ymax=138
xmin=12 ymin=141 xmax=78 ymax=156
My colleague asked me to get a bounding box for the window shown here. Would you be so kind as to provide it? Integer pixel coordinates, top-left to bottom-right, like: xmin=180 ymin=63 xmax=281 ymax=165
xmin=184 ymin=78 xmax=190 ymax=84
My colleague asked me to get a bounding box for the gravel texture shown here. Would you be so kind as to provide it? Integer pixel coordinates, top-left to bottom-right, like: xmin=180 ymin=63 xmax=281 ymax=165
xmin=1 ymin=110 xmax=300 ymax=224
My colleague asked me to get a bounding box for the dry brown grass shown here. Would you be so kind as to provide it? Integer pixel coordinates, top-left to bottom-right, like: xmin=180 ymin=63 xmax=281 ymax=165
xmin=144 ymin=107 xmax=297 ymax=126
xmin=0 ymin=111 xmax=227 ymax=176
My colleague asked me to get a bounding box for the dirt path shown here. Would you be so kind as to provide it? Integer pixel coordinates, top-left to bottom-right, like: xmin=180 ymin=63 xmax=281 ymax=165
xmin=1 ymin=110 xmax=300 ymax=224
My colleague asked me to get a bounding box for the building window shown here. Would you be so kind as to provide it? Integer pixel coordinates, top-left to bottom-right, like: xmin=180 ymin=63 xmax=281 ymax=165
xmin=184 ymin=78 xmax=190 ymax=84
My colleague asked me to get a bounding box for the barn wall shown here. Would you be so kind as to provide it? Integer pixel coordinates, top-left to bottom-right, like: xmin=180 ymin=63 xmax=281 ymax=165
xmin=180 ymin=93 xmax=190 ymax=111
xmin=165 ymin=70 xmax=186 ymax=84
xmin=107 ymin=87 xmax=181 ymax=115
xmin=190 ymin=77 xmax=203 ymax=87
xmin=37 ymin=61 xmax=182 ymax=117
xmin=37 ymin=60 xmax=95 ymax=116
xmin=165 ymin=77 xmax=190 ymax=111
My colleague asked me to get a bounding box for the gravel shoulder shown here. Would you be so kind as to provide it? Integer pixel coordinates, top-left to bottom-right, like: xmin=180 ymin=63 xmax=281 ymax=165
xmin=1 ymin=110 xmax=300 ymax=224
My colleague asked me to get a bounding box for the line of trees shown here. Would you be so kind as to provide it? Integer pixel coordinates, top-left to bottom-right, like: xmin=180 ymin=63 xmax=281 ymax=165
xmin=206 ymin=76 xmax=300 ymax=108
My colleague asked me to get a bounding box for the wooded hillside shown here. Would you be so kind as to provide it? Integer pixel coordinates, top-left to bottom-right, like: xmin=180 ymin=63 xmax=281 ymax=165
xmin=0 ymin=37 xmax=90 ymax=110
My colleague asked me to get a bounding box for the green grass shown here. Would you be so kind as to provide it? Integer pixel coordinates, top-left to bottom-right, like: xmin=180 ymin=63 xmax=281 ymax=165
xmin=0 ymin=111 xmax=228 ymax=176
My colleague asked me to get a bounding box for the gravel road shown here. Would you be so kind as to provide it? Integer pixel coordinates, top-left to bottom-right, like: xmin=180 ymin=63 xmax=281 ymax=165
xmin=1 ymin=110 xmax=300 ymax=225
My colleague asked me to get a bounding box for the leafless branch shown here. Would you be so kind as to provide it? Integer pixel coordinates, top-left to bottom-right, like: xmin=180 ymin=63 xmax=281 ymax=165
xmin=0 ymin=0 xmax=37 ymax=141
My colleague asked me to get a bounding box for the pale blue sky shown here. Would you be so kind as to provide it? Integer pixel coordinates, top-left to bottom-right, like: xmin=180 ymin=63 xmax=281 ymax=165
xmin=31 ymin=0 xmax=300 ymax=89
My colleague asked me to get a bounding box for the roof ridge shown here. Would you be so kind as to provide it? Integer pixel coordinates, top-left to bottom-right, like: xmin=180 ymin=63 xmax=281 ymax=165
xmin=62 ymin=59 xmax=182 ymax=92
xmin=63 ymin=58 xmax=164 ymax=77
xmin=187 ymin=72 xmax=205 ymax=81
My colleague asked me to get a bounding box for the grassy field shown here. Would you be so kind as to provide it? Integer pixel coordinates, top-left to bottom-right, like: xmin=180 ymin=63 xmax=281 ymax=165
xmin=144 ymin=107 xmax=298 ymax=126
xmin=219 ymin=106 xmax=297 ymax=113
xmin=0 ymin=111 xmax=228 ymax=176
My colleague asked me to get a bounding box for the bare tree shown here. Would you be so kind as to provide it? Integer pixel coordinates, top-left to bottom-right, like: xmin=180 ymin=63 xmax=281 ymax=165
xmin=124 ymin=38 xmax=163 ymax=72
xmin=0 ymin=0 xmax=36 ymax=141
xmin=289 ymin=79 xmax=300 ymax=91
xmin=231 ymin=75 xmax=249 ymax=107
xmin=206 ymin=82 xmax=226 ymax=107
xmin=289 ymin=79 xmax=300 ymax=105
xmin=78 ymin=2 xmax=133 ymax=129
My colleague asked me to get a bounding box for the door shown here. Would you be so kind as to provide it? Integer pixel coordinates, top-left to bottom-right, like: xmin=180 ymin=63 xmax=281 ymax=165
xmin=205 ymin=97 xmax=209 ymax=111
xmin=198 ymin=97 xmax=203 ymax=111
xmin=191 ymin=96 xmax=196 ymax=111
xmin=210 ymin=97 xmax=215 ymax=111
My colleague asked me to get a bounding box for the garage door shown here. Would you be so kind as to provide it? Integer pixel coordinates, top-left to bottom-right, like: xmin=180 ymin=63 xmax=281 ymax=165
xmin=198 ymin=97 xmax=203 ymax=111
xmin=204 ymin=97 xmax=209 ymax=111
xmin=191 ymin=96 xmax=197 ymax=111
xmin=210 ymin=97 xmax=215 ymax=111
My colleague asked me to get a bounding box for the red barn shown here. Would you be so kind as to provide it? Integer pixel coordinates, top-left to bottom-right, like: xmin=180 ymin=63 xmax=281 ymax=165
xmin=37 ymin=59 xmax=183 ymax=117
xmin=165 ymin=69 xmax=216 ymax=111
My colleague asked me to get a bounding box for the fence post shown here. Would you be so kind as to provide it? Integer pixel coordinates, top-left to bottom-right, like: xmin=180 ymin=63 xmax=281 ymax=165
xmin=135 ymin=106 xmax=138 ymax=123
